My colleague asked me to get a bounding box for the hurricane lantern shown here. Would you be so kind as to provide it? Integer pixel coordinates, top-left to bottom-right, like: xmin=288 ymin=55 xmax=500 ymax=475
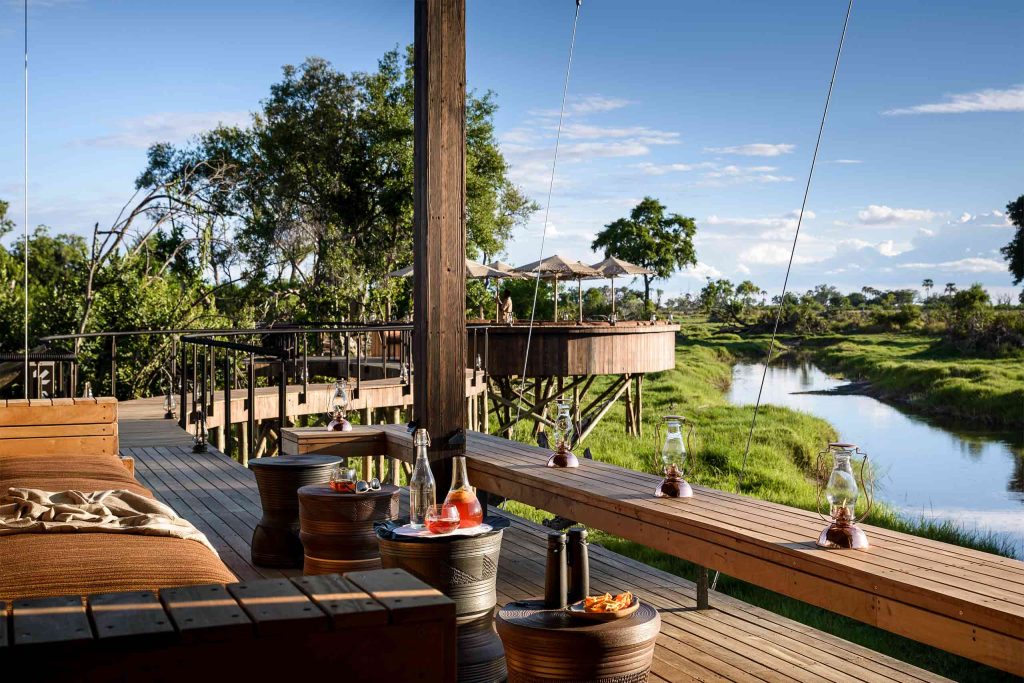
xmin=655 ymin=415 xmax=694 ymax=498
xmin=191 ymin=401 xmax=208 ymax=453
xmin=815 ymin=442 xmax=873 ymax=550
xmin=547 ymin=398 xmax=579 ymax=468
xmin=326 ymin=380 xmax=352 ymax=432
xmin=163 ymin=384 xmax=176 ymax=420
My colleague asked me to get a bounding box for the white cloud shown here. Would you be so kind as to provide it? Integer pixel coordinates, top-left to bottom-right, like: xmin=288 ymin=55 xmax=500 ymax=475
xmin=679 ymin=261 xmax=723 ymax=280
xmin=898 ymin=258 xmax=1007 ymax=273
xmin=704 ymin=143 xmax=795 ymax=157
xmin=559 ymin=123 xmax=679 ymax=145
xmin=706 ymin=210 xmax=813 ymax=230
xmin=75 ymin=111 xmax=250 ymax=149
xmin=832 ymin=159 xmax=863 ymax=164
xmin=857 ymin=204 xmax=938 ymax=225
xmin=531 ymin=95 xmax=631 ymax=118
xmin=883 ymin=84 xmax=1024 ymax=115
xmin=634 ymin=162 xmax=701 ymax=176
xmin=699 ymin=164 xmax=793 ymax=186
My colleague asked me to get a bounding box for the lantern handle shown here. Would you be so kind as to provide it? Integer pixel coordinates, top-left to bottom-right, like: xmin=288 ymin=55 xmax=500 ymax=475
xmin=683 ymin=420 xmax=696 ymax=479
xmin=814 ymin=447 xmax=832 ymax=524
xmin=853 ymin=449 xmax=874 ymax=524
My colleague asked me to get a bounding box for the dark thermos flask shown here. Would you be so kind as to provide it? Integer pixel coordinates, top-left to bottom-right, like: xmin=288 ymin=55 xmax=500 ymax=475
xmin=544 ymin=532 xmax=568 ymax=609
xmin=567 ymin=527 xmax=590 ymax=603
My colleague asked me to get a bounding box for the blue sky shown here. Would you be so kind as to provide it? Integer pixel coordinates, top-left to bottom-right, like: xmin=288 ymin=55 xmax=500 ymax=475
xmin=1 ymin=0 xmax=1021 ymax=299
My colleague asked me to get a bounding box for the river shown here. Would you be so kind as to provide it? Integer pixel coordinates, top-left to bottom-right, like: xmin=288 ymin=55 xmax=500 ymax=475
xmin=727 ymin=360 xmax=1024 ymax=558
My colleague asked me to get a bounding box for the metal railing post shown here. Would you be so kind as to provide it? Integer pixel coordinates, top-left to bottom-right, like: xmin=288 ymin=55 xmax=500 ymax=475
xmin=179 ymin=342 xmax=188 ymax=429
xmin=110 ymin=335 xmax=117 ymax=398
xmin=278 ymin=357 xmax=289 ymax=439
xmin=223 ymin=350 xmax=233 ymax=459
xmin=200 ymin=347 xmax=208 ymax=428
xmin=247 ymin=352 xmax=256 ymax=463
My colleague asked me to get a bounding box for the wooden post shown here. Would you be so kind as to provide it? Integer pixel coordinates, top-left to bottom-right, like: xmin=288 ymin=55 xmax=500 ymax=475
xmin=413 ymin=0 xmax=467 ymax=484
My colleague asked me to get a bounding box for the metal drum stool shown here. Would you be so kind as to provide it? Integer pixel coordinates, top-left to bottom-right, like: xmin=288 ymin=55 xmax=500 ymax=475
xmin=298 ymin=483 xmax=399 ymax=574
xmin=377 ymin=518 xmax=508 ymax=683
xmin=496 ymin=599 xmax=661 ymax=683
xmin=249 ymin=454 xmax=340 ymax=567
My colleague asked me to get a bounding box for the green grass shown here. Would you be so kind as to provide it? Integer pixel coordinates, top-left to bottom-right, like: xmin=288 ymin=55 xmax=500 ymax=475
xmin=806 ymin=332 xmax=1024 ymax=428
xmin=494 ymin=326 xmax=1016 ymax=681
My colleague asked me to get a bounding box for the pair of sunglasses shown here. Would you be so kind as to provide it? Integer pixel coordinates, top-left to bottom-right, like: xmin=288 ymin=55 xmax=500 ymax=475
xmin=355 ymin=477 xmax=382 ymax=493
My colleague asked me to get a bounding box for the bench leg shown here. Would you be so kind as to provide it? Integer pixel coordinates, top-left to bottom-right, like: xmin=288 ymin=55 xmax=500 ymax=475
xmin=696 ymin=565 xmax=710 ymax=610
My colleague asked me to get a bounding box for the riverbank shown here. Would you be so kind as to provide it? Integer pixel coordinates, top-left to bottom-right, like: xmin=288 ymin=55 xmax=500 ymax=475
xmin=797 ymin=333 xmax=1024 ymax=429
xmin=502 ymin=327 xmax=1015 ymax=681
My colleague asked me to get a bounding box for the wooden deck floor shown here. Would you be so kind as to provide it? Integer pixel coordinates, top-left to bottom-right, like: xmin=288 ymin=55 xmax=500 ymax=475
xmin=119 ymin=423 xmax=949 ymax=682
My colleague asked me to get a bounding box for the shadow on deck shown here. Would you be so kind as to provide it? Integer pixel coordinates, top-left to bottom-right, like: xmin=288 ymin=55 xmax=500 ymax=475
xmin=119 ymin=421 xmax=948 ymax=683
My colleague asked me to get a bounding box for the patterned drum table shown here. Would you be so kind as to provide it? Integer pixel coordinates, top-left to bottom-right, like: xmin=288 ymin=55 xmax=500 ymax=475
xmin=377 ymin=518 xmax=508 ymax=683
xmin=496 ymin=599 xmax=661 ymax=683
xmin=249 ymin=454 xmax=341 ymax=567
xmin=298 ymin=483 xmax=399 ymax=574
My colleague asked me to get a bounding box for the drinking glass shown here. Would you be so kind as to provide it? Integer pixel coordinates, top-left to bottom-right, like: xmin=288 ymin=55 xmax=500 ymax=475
xmin=329 ymin=465 xmax=358 ymax=493
xmin=424 ymin=504 xmax=461 ymax=535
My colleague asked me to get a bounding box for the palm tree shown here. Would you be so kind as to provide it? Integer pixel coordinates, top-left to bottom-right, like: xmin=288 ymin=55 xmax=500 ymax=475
xmin=921 ymin=278 xmax=934 ymax=299
xmin=944 ymin=282 xmax=958 ymax=296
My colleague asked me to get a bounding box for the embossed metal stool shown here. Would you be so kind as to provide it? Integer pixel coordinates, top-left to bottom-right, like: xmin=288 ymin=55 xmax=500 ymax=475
xmin=249 ymin=454 xmax=340 ymax=567
xmin=298 ymin=483 xmax=399 ymax=574
xmin=377 ymin=518 xmax=508 ymax=683
xmin=496 ymin=599 xmax=661 ymax=683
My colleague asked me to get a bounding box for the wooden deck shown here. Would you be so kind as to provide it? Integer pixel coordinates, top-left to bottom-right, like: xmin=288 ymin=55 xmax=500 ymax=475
xmin=119 ymin=422 xmax=950 ymax=682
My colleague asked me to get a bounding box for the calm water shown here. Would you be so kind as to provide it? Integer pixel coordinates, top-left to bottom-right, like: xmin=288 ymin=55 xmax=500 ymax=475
xmin=727 ymin=361 xmax=1024 ymax=558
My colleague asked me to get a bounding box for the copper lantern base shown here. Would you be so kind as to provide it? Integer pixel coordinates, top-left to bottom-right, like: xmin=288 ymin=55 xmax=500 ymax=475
xmin=546 ymin=445 xmax=579 ymax=468
xmin=655 ymin=464 xmax=692 ymax=498
xmin=817 ymin=522 xmax=869 ymax=550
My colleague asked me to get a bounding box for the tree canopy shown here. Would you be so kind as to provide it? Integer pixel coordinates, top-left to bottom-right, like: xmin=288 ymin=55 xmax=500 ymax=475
xmin=140 ymin=49 xmax=535 ymax=322
xmin=1001 ymin=194 xmax=1023 ymax=287
xmin=591 ymin=197 xmax=697 ymax=308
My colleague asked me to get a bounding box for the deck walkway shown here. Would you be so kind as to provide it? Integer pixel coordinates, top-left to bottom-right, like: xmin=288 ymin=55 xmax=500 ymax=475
xmin=118 ymin=420 xmax=949 ymax=682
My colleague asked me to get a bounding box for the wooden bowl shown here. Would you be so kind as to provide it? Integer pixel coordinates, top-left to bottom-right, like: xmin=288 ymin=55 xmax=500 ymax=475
xmin=567 ymin=596 xmax=640 ymax=621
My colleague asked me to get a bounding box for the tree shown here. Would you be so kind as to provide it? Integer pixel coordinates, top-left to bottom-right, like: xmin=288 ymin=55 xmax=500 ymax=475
xmin=591 ymin=197 xmax=697 ymax=307
xmin=944 ymin=282 xmax=958 ymax=296
xmin=1001 ymin=195 xmax=1023 ymax=285
xmin=921 ymin=278 xmax=934 ymax=299
xmin=141 ymin=49 xmax=535 ymax=322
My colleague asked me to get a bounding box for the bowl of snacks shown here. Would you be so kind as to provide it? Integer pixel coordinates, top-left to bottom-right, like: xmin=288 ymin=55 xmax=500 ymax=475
xmin=568 ymin=591 xmax=639 ymax=621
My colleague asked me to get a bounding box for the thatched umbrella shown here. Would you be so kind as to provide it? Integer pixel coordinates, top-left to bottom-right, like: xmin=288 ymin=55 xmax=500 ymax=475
xmin=514 ymin=255 xmax=601 ymax=322
xmin=387 ymin=258 xmax=508 ymax=280
xmin=389 ymin=259 xmax=513 ymax=319
xmin=590 ymin=256 xmax=654 ymax=319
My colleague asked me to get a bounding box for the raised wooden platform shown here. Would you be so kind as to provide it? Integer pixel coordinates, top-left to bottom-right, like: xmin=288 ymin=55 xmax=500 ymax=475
xmin=484 ymin=322 xmax=678 ymax=377
xmin=118 ymin=423 xmax=951 ymax=682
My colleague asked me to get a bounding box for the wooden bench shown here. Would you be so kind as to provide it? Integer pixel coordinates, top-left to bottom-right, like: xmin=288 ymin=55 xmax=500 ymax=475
xmin=282 ymin=426 xmax=398 ymax=484
xmin=0 ymin=397 xmax=118 ymax=457
xmin=289 ymin=424 xmax=1024 ymax=676
xmin=0 ymin=569 xmax=455 ymax=680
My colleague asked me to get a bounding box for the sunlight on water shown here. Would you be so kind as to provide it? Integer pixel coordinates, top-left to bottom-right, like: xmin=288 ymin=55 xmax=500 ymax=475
xmin=728 ymin=361 xmax=1024 ymax=558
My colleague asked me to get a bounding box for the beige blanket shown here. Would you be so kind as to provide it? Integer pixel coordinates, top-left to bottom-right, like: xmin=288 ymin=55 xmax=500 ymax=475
xmin=0 ymin=488 xmax=218 ymax=554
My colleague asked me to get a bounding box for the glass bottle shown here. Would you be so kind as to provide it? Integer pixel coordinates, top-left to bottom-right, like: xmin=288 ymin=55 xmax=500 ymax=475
xmin=409 ymin=428 xmax=436 ymax=528
xmin=443 ymin=456 xmax=484 ymax=528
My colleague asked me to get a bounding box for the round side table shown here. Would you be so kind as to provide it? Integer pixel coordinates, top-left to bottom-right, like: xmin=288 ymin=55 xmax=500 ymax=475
xmin=249 ymin=454 xmax=340 ymax=567
xmin=496 ymin=599 xmax=661 ymax=683
xmin=298 ymin=484 xmax=399 ymax=575
xmin=377 ymin=519 xmax=508 ymax=683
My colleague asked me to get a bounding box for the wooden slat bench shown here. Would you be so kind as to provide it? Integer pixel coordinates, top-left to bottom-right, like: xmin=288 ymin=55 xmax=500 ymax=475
xmin=0 ymin=569 xmax=455 ymax=680
xmin=0 ymin=397 xmax=118 ymax=457
xmin=352 ymin=424 xmax=1023 ymax=677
